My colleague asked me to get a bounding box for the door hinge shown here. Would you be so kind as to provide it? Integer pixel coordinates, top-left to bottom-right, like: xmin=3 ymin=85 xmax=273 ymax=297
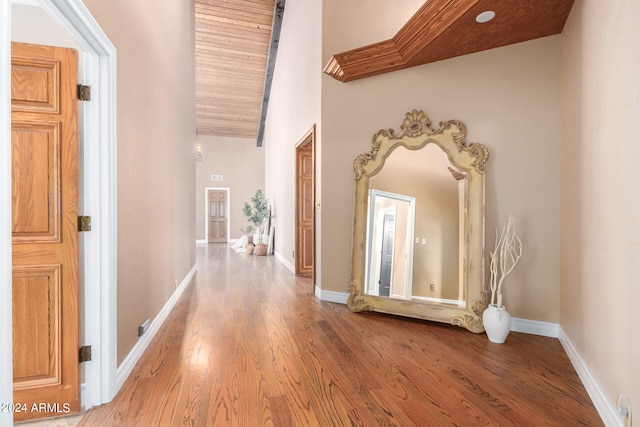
xmin=79 ymin=345 xmax=92 ymax=363
xmin=78 ymin=215 xmax=92 ymax=232
xmin=77 ymin=84 xmax=91 ymax=101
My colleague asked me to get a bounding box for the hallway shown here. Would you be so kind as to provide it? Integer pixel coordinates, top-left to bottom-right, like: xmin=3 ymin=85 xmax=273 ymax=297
xmin=77 ymin=244 xmax=602 ymax=426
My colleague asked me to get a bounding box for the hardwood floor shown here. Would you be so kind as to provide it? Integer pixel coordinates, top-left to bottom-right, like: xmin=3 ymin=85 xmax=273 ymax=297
xmin=78 ymin=244 xmax=603 ymax=426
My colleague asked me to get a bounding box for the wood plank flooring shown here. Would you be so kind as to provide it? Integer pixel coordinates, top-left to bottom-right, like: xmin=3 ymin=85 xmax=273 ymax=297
xmin=78 ymin=244 xmax=603 ymax=426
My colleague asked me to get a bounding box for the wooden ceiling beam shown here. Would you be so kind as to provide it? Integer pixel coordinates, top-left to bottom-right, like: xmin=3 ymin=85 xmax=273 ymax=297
xmin=256 ymin=0 xmax=285 ymax=147
xmin=324 ymin=0 xmax=575 ymax=82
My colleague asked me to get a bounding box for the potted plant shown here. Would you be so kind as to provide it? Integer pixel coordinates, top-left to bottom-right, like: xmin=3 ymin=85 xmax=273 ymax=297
xmin=484 ymin=213 xmax=522 ymax=343
xmin=240 ymin=225 xmax=255 ymax=254
xmin=242 ymin=189 xmax=271 ymax=256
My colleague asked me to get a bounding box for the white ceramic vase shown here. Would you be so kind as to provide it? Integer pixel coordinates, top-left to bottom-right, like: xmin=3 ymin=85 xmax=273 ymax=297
xmin=483 ymin=304 xmax=512 ymax=344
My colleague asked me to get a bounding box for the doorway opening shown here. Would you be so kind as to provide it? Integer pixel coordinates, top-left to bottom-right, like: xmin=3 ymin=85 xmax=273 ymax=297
xmin=205 ymin=187 xmax=230 ymax=243
xmin=1 ymin=1 xmax=118 ymax=421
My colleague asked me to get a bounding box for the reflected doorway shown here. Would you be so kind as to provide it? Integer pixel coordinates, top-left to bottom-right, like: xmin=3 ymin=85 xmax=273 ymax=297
xmin=365 ymin=190 xmax=415 ymax=299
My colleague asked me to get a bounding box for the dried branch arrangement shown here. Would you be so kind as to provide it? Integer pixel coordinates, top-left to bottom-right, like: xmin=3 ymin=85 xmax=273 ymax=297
xmin=489 ymin=214 xmax=523 ymax=307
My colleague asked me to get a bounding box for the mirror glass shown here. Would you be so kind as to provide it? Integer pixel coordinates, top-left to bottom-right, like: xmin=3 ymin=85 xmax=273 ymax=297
xmin=349 ymin=110 xmax=489 ymax=333
xmin=365 ymin=144 xmax=466 ymax=306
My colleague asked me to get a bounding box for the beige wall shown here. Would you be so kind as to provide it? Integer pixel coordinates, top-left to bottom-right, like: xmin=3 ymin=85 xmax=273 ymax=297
xmin=263 ymin=0 xmax=322 ymax=269
xmin=320 ymin=0 xmax=562 ymax=323
xmin=195 ymin=136 xmax=265 ymax=241
xmin=562 ymin=0 xmax=640 ymax=414
xmin=83 ymin=0 xmax=196 ymax=364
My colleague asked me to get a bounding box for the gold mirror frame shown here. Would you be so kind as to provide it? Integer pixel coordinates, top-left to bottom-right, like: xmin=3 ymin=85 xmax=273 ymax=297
xmin=348 ymin=110 xmax=489 ymax=333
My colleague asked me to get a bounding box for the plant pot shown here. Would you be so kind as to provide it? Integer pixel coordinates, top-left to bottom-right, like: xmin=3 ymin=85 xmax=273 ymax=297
xmin=254 ymin=242 xmax=267 ymax=256
xmin=253 ymin=233 xmax=269 ymax=245
xmin=245 ymin=243 xmax=255 ymax=255
xmin=483 ymin=304 xmax=511 ymax=344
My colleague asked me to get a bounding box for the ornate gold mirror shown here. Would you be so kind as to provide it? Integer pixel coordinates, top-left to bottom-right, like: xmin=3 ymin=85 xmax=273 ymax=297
xmin=348 ymin=110 xmax=489 ymax=332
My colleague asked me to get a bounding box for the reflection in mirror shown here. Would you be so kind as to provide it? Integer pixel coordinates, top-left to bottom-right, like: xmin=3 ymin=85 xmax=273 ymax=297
xmin=366 ymin=145 xmax=466 ymax=306
xmin=349 ymin=109 xmax=489 ymax=333
xmin=365 ymin=190 xmax=415 ymax=299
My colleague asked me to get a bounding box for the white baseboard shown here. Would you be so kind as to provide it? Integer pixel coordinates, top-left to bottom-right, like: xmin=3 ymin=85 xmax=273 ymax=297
xmin=196 ymin=239 xmax=240 ymax=245
xmin=274 ymin=250 xmax=295 ymax=274
xmin=316 ymin=288 xmax=349 ymax=304
xmin=559 ymin=328 xmax=621 ymax=427
xmin=510 ymin=317 xmax=560 ymax=337
xmin=115 ymin=264 xmax=197 ymax=391
xmin=412 ymin=294 xmax=466 ymax=307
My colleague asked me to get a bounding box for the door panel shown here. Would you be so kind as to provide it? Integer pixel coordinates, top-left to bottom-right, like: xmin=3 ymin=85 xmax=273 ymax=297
xmin=11 ymin=122 xmax=60 ymax=240
xmin=12 ymin=265 xmax=61 ymax=389
xmin=11 ymin=42 xmax=79 ymax=422
xmin=11 ymin=56 xmax=60 ymax=113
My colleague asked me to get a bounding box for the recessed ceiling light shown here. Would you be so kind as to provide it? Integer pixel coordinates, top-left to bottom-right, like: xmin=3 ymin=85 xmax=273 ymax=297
xmin=476 ymin=11 xmax=496 ymax=23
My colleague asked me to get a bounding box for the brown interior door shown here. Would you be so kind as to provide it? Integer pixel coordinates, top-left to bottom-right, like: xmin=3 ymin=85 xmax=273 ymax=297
xmin=295 ymin=134 xmax=314 ymax=278
xmin=208 ymin=189 xmax=227 ymax=243
xmin=11 ymin=42 xmax=80 ymax=422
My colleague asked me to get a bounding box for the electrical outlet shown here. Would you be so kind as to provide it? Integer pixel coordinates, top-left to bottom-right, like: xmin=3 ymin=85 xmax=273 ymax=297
xmin=430 ymin=283 xmax=436 ymax=292
xmin=618 ymin=394 xmax=632 ymax=427
xmin=175 ymin=279 xmax=179 ymax=289
xmin=138 ymin=318 xmax=151 ymax=337
xmin=292 ymin=251 xmax=295 ymax=258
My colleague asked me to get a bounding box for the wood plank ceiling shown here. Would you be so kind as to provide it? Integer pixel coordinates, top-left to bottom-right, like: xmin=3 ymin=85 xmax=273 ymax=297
xmin=195 ymin=0 xmax=275 ymax=138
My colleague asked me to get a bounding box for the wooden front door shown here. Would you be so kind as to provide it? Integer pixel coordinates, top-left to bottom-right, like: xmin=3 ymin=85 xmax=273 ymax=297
xmin=208 ymin=189 xmax=227 ymax=243
xmin=295 ymin=127 xmax=315 ymax=279
xmin=11 ymin=42 xmax=80 ymax=422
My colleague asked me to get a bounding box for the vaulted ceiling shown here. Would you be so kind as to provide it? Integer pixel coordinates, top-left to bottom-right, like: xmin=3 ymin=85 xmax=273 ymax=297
xmin=196 ymin=0 xmax=575 ymax=141
xmin=195 ymin=0 xmax=276 ymax=139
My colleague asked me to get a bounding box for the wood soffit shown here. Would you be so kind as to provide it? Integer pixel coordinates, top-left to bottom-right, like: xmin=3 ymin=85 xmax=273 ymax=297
xmin=323 ymin=0 xmax=575 ymax=82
